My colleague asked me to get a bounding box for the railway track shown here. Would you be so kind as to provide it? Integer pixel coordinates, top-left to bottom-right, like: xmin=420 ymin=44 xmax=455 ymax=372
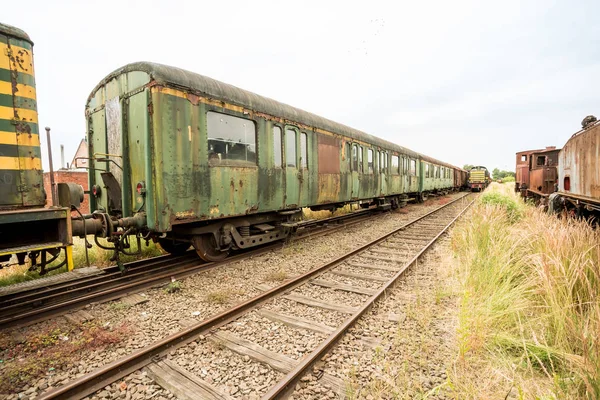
xmin=38 ymin=192 xmax=475 ymax=400
xmin=0 ymin=206 xmax=379 ymax=330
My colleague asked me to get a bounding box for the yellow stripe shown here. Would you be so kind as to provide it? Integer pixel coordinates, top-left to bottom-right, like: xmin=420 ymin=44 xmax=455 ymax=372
xmin=0 ymin=130 xmax=40 ymax=146
xmin=0 ymin=156 xmax=41 ymax=170
xmin=151 ymin=86 xmax=245 ymax=113
xmin=0 ymin=42 xmax=35 ymax=76
xmin=0 ymin=81 xmax=36 ymax=99
xmin=0 ymin=105 xmax=38 ymax=123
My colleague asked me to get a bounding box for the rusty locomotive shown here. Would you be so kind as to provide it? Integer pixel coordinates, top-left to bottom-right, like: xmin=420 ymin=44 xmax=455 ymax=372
xmin=514 ymin=146 xmax=560 ymax=203
xmin=79 ymin=62 xmax=468 ymax=263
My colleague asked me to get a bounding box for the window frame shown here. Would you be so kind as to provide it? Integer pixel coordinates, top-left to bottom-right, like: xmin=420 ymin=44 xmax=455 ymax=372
xmin=206 ymin=110 xmax=258 ymax=168
xmin=300 ymin=132 xmax=308 ymax=169
xmin=391 ymin=155 xmax=399 ymax=175
xmin=284 ymin=125 xmax=298 ymax=168
xmin=410 ymin=159 xmax=417 ymax=176
xmin=367 ymin=148 xmax=374 ymax=174
xmin=272 ymin=124 xmax=283 ymax=168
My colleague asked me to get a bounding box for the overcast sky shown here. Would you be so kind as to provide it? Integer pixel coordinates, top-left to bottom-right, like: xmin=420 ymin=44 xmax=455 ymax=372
xmin=5 ymin=0 xmax=599 ymax=172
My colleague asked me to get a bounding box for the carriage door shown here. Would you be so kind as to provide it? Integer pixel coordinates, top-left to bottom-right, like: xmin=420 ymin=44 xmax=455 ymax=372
xmin=379 ymin=151 xmax=388 ymax=195
xmin=401 ymin=157 xmax=410 ymax=193
xmin=284 ymin=126 xmax=300 ymax=208
xmin=350 ymin=144 xmax=360 ymax=199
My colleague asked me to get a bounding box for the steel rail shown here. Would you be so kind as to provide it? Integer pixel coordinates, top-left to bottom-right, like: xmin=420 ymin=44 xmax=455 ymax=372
xmin=0 ymin=207 xmax=377 ymax=329
xmin=263 ymin=194 xmax=476 ymax=399
xmin=38 ymin=193 xmax=472 ymax=400
xmin=0 ymin=207 xmax=373 ymax=304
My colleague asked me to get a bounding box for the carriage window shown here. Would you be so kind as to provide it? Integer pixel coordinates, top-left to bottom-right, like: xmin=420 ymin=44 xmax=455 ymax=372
xmin=435 ymin=166 xmax=439 ymax=178
xmin=207 ymin=111 xmax=256 ymax=166
xmin=521 ymin=155 xmax=527 ymax=162
xmin=536 ymin=156 xmax=546 ymax=166
xmin=425 ymin=163 xmax=429 ymax=178
xmin=359 ymin=146 xmax=364 ymax=172
xmin=379 ymin=151 xmax=387 ymax=173
xmin=383 ymin=152 xmax=388 ymax=173
xmin=300 ymin=133 xmax=308 ymax=169
xmin=403 ymin=157 xmax=408 ymax=174
xmin=286 ymin=128 xmax=297 ymax=167
xmin=352 ymin=144 xmax=358 ymax=171
xmin=273 ymin=126 xmax=282 ymax=168
xmin=368 ymin=149 xmax=374 ymax=173
xmin=392 ymin=155 xmax=399 ymax=175
xmin=410 ymin=159 xmax=416 ymax=176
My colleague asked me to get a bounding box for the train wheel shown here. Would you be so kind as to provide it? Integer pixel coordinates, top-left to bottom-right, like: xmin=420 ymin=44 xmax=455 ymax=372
xmin=192 ymin=234 xmax=229 ymax=262
xmin=158 ymin=239 xmax=191 ymax=255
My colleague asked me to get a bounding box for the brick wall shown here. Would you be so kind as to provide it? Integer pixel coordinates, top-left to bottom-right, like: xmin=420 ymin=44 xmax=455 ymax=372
xmin=43 ymin=170 xmax=90 ymax=214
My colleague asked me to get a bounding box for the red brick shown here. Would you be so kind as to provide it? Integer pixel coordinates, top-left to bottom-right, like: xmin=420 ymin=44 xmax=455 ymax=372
xmin=43 ymin=170 xmax=90 ymax=214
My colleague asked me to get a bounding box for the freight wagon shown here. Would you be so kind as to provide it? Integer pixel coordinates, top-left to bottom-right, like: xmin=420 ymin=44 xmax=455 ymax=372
xmin=81 ymin=62 xmax=467 ymax=263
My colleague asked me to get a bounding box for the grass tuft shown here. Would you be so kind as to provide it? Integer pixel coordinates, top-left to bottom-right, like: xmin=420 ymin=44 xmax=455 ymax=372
xmin=265 ymin=270 xmax=288 ymax=282
xmin=205 ymin=290 xmax=230 ymax=304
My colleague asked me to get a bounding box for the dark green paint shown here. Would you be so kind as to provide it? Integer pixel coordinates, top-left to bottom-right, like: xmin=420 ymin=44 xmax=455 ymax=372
xmin=0 ymin=68 xmax=36 ymax=87
xmin=0 ymin=93 xmax=37 ymax=110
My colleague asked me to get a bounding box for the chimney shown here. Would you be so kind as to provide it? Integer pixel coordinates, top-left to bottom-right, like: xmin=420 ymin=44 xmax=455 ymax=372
xmin=60 ymin=144 xmax=65 ymax=169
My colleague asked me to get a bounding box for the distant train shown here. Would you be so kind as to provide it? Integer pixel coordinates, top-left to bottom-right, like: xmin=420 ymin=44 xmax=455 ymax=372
xmin=467 ymin=166 xmax=490 ymax=192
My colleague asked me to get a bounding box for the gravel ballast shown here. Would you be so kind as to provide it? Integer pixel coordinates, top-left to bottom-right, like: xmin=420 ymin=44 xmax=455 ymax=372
xmin=0 ymin=195 xmax=462 ymax=398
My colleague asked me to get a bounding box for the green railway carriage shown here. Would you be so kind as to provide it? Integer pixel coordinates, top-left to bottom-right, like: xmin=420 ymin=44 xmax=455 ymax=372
xmin=0 ymin=22 xmax=74 ymax=273
xmin=85 ymin=62 xmax=465 ymax=261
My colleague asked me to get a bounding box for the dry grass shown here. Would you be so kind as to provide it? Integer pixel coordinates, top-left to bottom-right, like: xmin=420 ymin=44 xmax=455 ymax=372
xmin=265 ymin=270 xmax=288 ymax=282
xmin=302 ymin=204 xmax=354 ymax=220
xmin=448 ymin=182 xmax=600 ymax=399
xmin=205 ymin=290 xmax=230 ymax=304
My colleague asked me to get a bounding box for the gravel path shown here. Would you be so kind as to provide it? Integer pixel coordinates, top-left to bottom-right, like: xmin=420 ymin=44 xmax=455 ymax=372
xmin=0 ymin=194 xmax=462 ymax=398
xmin=291 ymin=238 xmax=459 ymax=399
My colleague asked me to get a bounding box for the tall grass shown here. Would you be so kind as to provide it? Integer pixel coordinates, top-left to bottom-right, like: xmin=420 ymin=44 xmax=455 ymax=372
xmin=450 ymin=183 xmax=599 ymax=398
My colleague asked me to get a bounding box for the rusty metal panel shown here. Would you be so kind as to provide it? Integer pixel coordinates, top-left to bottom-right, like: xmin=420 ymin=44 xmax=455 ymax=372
xmin=317 ymin=133 xmax=340 ymax=174
xmin=559 ymin=122 xmax=600 ymax=201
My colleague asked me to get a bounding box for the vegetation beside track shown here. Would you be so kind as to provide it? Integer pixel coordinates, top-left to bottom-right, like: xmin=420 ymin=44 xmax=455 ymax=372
xmin=0 ymin=320 xmax=132 ymax=393
xmin=0 ymin=238 xmax=163 ymax=288
xmin=449 ymin=183 xmax=599 ymax=398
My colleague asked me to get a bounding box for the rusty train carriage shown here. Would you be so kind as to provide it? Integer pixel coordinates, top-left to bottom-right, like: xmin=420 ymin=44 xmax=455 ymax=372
xmin=84 ymin=62 xmax=466 ymax=262
xmin=0 ymin=22 xmax=75 ymax=273
xmin=552 ymin=120 xmax=600 ymax=215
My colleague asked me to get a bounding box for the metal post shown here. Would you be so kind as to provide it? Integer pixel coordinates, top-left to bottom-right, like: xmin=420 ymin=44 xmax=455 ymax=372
xmin=45 ymin=127 xmax=57 ymax=207
xmin=60 ymin=144 xmax=65 ymax=169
